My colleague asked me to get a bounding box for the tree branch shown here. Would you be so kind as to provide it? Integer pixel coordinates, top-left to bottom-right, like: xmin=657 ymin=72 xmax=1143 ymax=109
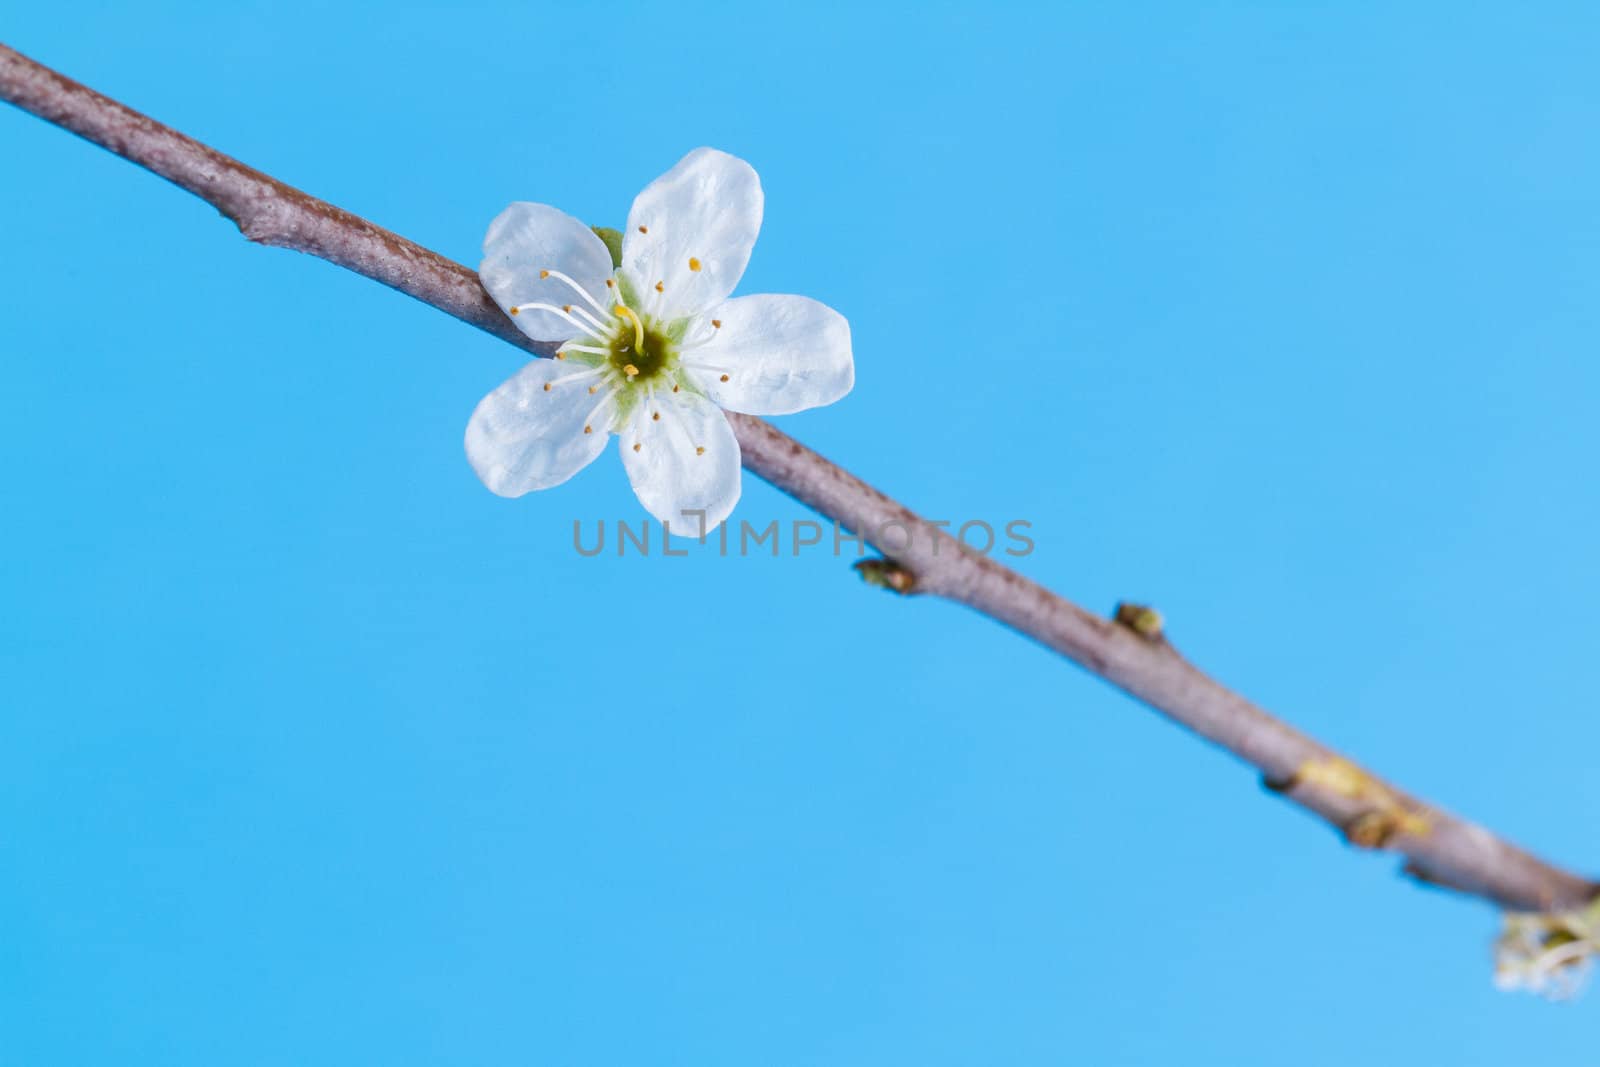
xmin=3 ymin=41 xmax=1592 ymax=914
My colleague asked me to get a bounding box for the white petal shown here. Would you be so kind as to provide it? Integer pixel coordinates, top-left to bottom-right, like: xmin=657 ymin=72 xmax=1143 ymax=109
xmin=465 ymin=359 xmax=611 ymax=497
xmin=619 ymin=390 xmax=742 ymax=534
xmin=622 ymin=148 xmax=763 ymax=318
xmin=681 ymin=295 xmax=854 ymax=416
xmin=480 ymin=203 xmax=615 ymax=342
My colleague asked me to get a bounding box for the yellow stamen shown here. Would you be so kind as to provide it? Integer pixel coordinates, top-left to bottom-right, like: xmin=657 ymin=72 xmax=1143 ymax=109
xmin=509 ymin=306 xmax=520 ymax=316
xmin=638 ymin=225 xmax=648 ymax=234
xmin=695 ymin=446 xmax=705 ymax=456
xmin=583 ymin=425 xmax=592 ymax=434
xmin=719 ymin=374 xmax=730 ymax=382
xmin=654 ymin=281 xmax=664 ymax=293
xmin=542 ymin=382 xmax=551 ymax=392
xmin=688 ymin=257 xmax=701 ymax=272
xmin=651 ymin=412 xmax=660 ymax=421
xmin=539 ymin=269 xmax=550 ymax=279
xmin=633 ymin=442 xmax=642 ymax=451
xmin=711 ymin=319 xmax=722 ymax=329
xmin=623 ymin=364 xmax=640 ymax=378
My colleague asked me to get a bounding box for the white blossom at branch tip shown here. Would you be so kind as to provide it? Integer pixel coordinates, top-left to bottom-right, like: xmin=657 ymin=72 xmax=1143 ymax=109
xmin=466 ymin=148 xmax=855 ymax=534
xmin=1492 ymin=898 xmax=1600 ymax=1000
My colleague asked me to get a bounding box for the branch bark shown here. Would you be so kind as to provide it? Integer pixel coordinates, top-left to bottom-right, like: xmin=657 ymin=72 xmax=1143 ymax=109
xmin=3 ymin=41 xmax=1592 ymax=913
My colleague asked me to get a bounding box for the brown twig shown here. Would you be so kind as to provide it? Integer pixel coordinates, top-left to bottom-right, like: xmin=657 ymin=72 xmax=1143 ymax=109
xmin=3 ymin=41 xmax=1592 ymax=913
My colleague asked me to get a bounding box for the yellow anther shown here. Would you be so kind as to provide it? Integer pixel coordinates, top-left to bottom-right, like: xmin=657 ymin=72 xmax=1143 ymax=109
xmin=542 ymin=382 xmax=551 ymax=392
xmin=614 ymin=305 xmax=645 ymax=349
xmin=695 ymin=446 xmax=705 ymax=456
xmin=583 ymin=424 xmax=592 ymax=434
xmin=554 ymin=352 xmax=565 ymax=360
xmin=651 ymin=412 xmax=660 ymax=421
xmin=588 ymin=385 xmax=597 ymax=394
xmin=623 ymin=364 xmax=640 ymax=378
xmin=671 ymin=384 xmax=680 ymax=393
xmin=632 ymin=442 xmax=642 ymax=452
xmin=719 ymin=374 xmax=730 ymax=382
xmin=605 ymin=278 xmax=615 ymax=289
xmin=711 ymin=319 xmax=722 ymax=328
xmin=509 ymin=306 xmax=520 ymax=316
xmin=654 ymin=281 xmax=664 ymax=293
xmin=562 ymin=304 xmax=571 ymax=313
xmin=688 ymin=257 xmax=701 ymax=272
xmin=638 ymin=225 xmax=648 ymax=234
xmin=539 ymin=269 xmax=550 ymax=279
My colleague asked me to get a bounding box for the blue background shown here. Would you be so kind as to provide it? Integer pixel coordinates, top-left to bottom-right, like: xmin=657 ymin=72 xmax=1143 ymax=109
xmin=3 ymin=3 xmax=1597 ymax=1063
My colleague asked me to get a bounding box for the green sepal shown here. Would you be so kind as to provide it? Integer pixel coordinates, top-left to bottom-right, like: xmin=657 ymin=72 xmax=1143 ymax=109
xmin=592 ymin=226 xmax=624 ymax=269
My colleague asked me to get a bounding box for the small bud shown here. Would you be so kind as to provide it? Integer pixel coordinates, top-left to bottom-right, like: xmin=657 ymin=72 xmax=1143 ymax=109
xmin=854 ymin=558 xmax=916 ymax=595
xmin=1113 ymin=601 xmax=1165 ymax=640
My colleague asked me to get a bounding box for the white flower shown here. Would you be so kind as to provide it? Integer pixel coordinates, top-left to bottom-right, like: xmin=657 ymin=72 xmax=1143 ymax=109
xmin=466 ymin=148 xmax=855 ymax=534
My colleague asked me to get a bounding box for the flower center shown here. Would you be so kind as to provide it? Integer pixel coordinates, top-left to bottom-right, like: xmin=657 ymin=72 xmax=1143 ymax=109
xmin=606 ymin=305 xmax=677 ymax=385
xmin=508 ymin=269 xmax=703 ymax=434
